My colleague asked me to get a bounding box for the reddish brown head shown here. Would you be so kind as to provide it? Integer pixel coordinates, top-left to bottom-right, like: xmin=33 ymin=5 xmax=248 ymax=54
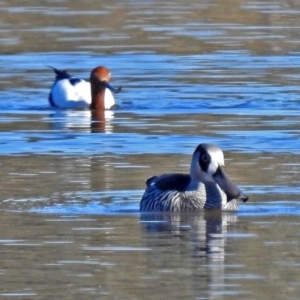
xmin=90 ymin=66 xmax=121 ymax=110
xmin=91 ymin=66 xmax=111 ymax=83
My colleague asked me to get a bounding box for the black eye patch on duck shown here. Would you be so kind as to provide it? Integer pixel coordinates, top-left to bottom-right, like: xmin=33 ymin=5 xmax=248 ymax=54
xmin=199 ymin=152 xmax=211 ymax=172
xmin=197 ymin=148 xmax=211 ymax=172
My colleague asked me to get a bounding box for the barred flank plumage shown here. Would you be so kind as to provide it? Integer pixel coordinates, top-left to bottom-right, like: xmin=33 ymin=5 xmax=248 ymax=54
xmin=140 ymin=179 xmax=227 ymax=212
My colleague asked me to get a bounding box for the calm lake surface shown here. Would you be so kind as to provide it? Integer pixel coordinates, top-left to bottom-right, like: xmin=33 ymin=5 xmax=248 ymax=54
xmin=0 ymin=0 xmax=300 ymax=299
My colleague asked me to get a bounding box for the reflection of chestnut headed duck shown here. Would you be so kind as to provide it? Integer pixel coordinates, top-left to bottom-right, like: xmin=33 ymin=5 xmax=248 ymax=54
xmin=49 ymin=66 xmax=121 ymax=109
xmin=140 ymin=143 xmax=248 ymax=212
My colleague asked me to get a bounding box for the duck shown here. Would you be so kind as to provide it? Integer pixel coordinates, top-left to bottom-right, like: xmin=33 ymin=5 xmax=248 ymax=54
xmin=48 ymin=66 xmax=121 ymax=109
xmin=140 ymin=143 xmax=248 ymax=212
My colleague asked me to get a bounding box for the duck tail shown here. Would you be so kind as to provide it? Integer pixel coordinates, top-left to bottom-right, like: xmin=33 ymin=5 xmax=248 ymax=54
xmin=47 ymin=66 xmax=71 ymax=80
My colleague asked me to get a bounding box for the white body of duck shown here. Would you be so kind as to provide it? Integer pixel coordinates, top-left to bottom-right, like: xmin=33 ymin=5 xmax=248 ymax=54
xmin=140 ymin=143 xmax=248 ymax=212
xmin=49 ymin=66 xmax=121 ymax=110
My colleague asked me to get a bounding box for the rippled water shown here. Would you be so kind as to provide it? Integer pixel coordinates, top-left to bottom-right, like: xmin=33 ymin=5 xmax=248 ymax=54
xmin=1 ymin=1 xmax=300 ymax=299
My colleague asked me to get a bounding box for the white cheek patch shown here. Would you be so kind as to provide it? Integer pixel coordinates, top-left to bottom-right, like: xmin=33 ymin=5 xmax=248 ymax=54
xmin=208 ymin=160 xmax=218 ymax=174
xmin=207 ymin=150 xmax=224 ymax=174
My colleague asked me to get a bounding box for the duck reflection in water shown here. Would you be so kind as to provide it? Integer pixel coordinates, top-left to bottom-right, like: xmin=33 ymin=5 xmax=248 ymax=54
xmin=140 ymin=210 xmax=238 ymax=298
xmin=91 ymin=110 xmax=114 ymax=133
xmin=49 ymin=109 xmax=115 ymax=134
xmin=141 ymin=210 xmax=237 ymax=259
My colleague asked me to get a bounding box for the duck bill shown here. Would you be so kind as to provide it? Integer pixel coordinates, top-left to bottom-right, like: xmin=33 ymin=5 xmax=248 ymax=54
xmin=212 ymin=166 xmax=248 ymax=203
xmin=102 ymin=81 xmax=122 ymax=94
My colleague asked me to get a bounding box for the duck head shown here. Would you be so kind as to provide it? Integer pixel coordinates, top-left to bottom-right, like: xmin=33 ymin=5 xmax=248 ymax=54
xmin=90 ymin=66 xmax=121 ymax=110
xmin=190 ymin=143 xmax=248 ymax=203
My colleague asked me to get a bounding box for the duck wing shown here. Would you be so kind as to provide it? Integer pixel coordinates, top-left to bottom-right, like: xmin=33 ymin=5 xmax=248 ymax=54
xmin=146 ymin=173 xmax=191 ymax=192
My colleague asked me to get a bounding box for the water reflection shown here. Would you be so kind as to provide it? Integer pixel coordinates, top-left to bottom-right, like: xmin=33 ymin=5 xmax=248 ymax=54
xmin=91 ymin=110 xmax=114 ymax=133
xmin=49 ymin=109 xmax=114 ymax=133
xmin=141 ymin=210 xmax=237 ymax=259
xmin=141 ymin=211 xmax=238 ymax=299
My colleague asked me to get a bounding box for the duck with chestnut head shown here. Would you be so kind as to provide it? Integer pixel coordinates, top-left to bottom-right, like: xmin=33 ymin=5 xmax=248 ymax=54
xmin=49 ymin=66 xmax=121 ymax=109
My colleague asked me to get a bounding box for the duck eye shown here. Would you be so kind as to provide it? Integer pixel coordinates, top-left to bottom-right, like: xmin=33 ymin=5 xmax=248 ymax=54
xmin=199 ymin=152 xmax=211 ymax=172
xmin=201 ymin=153 xmax=209 ymax=162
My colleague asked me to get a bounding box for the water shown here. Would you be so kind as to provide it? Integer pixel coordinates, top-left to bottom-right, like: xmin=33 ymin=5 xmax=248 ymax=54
xmin=0 ymin=0 xmax=300 ymax=299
